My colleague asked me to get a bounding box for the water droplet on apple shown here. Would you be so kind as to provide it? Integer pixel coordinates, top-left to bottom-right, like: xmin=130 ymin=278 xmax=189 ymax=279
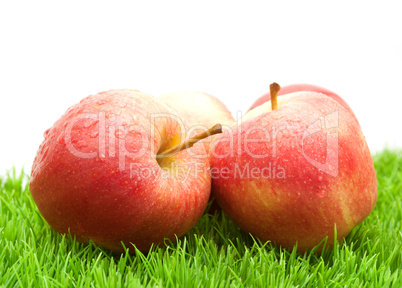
xmin=107 ymin=114 xmax=116 ymax=121
xmin=271 ymin=113 xmax=282 ymax=120
xmin=65 ymin=107 xmax=74 ymax=115
xmin=90 ymin=131 xmax=99 ymax=138
xmin=57 ymin=133 xmax=65 ymax=144
xmin=121 ymin=121 xmax=127 ymax=126
xmin=97 ymin=99 xmax=107 ymax=105
xmin=318 ymin=176 xmax=323 ymax=182
xmin=317 ymin=189 xmax=327 ymax=198
xmin=118 ymin=102 xmax=127 ymax=108
xmin=293 ymin=117 xmax=302 ymax=123
xmin=43 ymin=128 xmax=51 ymax=138
xmin=115 ymin=129 xmax=125 ymax=139
xmin=83 ymin=119 xmax=99 ymax=128
xmin=41 ymin=146 xmax=49 ymax=160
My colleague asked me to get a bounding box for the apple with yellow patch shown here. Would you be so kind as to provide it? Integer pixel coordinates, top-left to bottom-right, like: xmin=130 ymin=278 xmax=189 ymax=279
xmin=159 ymin=90 xmax=235 ymax=212
xmin=159 ymin=90 xmax=235 ymax=154
xmin=30 ymin=89 xmax=221 ymax=253
xmin=211 ymin=83 xmax=377 ymax=252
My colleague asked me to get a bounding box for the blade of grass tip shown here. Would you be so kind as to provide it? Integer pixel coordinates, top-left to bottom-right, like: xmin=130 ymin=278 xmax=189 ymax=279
xmin=200 ymin=236 xmax=218 ymax=267
xmin=162 ymin=260 xmax=177 ymax=288
xmin=87 ymin=251 xmax=104 ymax=276
xmin=227 ymin=238 xmax=241 ymax=258
xmin=286 ymin=244 xmax=298 ymax=275
xmin=0 ymin=194 xmax=17 ymax=218
xmin=13 ymin=203 xmax=38 ymax=240
xmin=312 ymin=236 xmax=328 ymax=259
xmin=332 ymin=224 xmax=339 ymax=260
xmin=134 ymin=245 xmax=155 ymax=277
xmin=9 ymin=252 xmax=32 ymax=287
xmin=213 ymin=226 xmax=230 ymax=247
xmin=116 ymin=243 xmax=131 ymax=273
xmin=226 ymin=264 xmax=245 ymax=288
xmin=384 ymin=245 xmax=401 ymax=270
xmin=246 ymin=234 xmax=259 ymax=256
xmin=251 ymin=235 xmax=271 ymax=254
xmin=164 ymin=236 xmax=181 ymax=255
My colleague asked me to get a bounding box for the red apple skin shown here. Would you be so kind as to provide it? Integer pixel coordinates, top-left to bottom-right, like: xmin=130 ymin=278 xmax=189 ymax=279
xmin=249 ymin=84 xmax=359 ymax=125
xmin=211 ymin=92 xmax=377 ymax=252
xmin=159 ymin=91 xmax=235 ymax=213
xmin=30 ymin=89 xmax=211 ymax=253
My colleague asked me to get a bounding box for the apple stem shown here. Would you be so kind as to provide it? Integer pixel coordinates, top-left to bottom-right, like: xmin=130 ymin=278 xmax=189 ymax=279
xmin=158 ymin=123 xmax=223 ymax=157
xmin=270 ymin=82 xmax=281 ymax=110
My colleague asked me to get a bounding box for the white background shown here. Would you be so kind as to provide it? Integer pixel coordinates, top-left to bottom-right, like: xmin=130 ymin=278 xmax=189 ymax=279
xmin=1 ymin=1 xmax=401 ymax=176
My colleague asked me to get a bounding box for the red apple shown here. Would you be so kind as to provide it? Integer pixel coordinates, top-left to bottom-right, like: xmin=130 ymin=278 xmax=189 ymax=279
xmin=159 ymin=90 xmax=235 ymax=154
xmin=159 ymin=90 xmax=235 ymax=212
xmin=30 ymin=89 xmax=216 ymax=253
xmin=211 ymin=84 xmax=377 ymax=252
xmin=249 ymin=84 xmax=359 ymax=125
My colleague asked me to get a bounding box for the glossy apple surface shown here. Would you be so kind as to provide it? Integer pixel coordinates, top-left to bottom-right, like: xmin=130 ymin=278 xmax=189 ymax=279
xmin=159 ymin=90 xmax=235 ymax=130
xmin=249 ymin=84 xmax=359 ymax=125
xmin=211 ymin=91 xmax=377 ymax=252
xmin=159 ymin=90 xmax=235 ymax=212
xmin=159 ymin=91 xmax=235 ymax=154
xmin=30 ymin=89 xmax=211 ymax=252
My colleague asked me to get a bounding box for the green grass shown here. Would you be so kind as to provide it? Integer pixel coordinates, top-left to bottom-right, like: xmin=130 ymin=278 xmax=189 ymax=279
xmin=1 ymin=149 xmax=402 ymax=287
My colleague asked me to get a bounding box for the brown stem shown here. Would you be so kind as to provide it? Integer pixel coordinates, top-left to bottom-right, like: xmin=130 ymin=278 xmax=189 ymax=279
xmin=270 ymin=82 xmax=281 ymax=110
xmin=158 ymin=123 xmax=222 ymax=157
